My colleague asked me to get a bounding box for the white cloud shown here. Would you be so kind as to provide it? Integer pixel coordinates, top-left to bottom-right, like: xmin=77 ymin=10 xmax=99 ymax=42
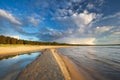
xmin=51 ymin=10 xmax=100 ymax=44
xmin=95 ymin=26 xmax=112 ymax=34
xmin=28 ymin=16 xmax=41 ymax=27
xmin=70 ymin=38 xmax=96 ymax=44
xmin=28 ymin=14 xmax=44 ymax=27
xmin=72 ymin=10 xmax=97 ymax=33
xmin=87 ymin=3 xmax=94 ymax=9
xmin=102 ymin=12 xmax=120 ymax=20
xmin=56 ymin=37 xmax=96 ymax=44
xmin=93 ymin=12 xmax=120 ymax=27
xmin=0 ymin=9 xmax=21 ymax=25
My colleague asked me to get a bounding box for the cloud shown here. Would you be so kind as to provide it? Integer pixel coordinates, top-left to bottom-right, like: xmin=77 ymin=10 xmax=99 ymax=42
xmin=96 ymin=0 xmax=104 ymax=6
xmin=94 ymin=25 xmax=120 ymax=44
xmin=28 ymin=16 xmax=40 ymax=27
xmin=0 ymin=9 xmax=21 ymax=25
xmin=0 ymin=9 xmax=22 ymax=35
xmin=92 ymin=12 xmax=120 ymax=27
xmin=28 ymin=14 xmax=44 ymax=27
xmin=87 ymin=12 xmax=120 ymax=36
xmin=0 ymin=9 xmax=38 ymax=36
xmin=87 ymin=3 xmax=95 ymax=10
xmin=36 ymin=27 xmax=74 ymax=41
xmin=1 ymin=0 xmax=119 ymax=44
xmin=50 ymin=10 xmax=101 ymax=44
xmin=72 ymin=10 xmax=97 ymax=33
xmin=95 ymin=34 xmax=120 ymax=44
xmin=72 ymin=0 xmax=83 ymax=2
xmin=51 ymin=0 xmax=103 ymax=21
xmin=56 ymin=37 xmax=96 ymax=44
xmin=102 ymin=12 xmax=120 ymax=20
xmin=95 ymin=26 xmax=113 ymax=34
xmin=112 ymin=31 xmax=120 ymax=35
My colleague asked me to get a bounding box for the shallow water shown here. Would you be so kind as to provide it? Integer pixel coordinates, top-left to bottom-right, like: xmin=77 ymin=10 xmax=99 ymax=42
xmin=58 ymin=46 xmax=120 ymax=80
xmin=0 ymin=52 xmax=41 ymax=80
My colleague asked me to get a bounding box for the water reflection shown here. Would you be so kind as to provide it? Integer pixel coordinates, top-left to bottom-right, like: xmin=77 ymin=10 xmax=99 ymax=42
xmin=0 ymin=52 xmax=41 ymax=80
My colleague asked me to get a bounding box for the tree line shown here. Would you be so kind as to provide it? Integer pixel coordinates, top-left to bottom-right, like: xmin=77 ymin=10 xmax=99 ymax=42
xmin=0 ymin=35 xmax=67 ymax=45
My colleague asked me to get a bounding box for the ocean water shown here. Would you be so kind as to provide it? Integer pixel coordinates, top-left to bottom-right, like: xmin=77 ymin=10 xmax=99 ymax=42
xmin=0 ymin=52 xmax=41 ymax=80
xmin=58 ymin=46 xmax=120 ymax=80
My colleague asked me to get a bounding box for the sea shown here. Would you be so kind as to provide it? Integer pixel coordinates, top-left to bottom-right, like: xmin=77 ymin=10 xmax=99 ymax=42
xmin=58 ymin=46 xmax=120 ymax=80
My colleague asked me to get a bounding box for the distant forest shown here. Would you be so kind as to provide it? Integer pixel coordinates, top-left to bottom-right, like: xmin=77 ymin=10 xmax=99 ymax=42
xmin=0 ymin=35 xmax=67 ymax=45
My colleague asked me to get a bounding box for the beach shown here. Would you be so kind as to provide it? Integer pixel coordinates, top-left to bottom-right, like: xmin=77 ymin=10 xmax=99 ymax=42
xmin=0 ymin=45 xmax=85 ymax=80
xmin=0 ymin=46 xmax=119 ymax=80
xmin=16 ymin=49 xmax=85 ymax=80
xmin=0 ymin=45 xmax=68 ymax=56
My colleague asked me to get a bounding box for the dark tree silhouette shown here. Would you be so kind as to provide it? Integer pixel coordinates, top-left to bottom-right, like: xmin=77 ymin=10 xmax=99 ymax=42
xmin=0 ymin=35 xmax=67 ymax=45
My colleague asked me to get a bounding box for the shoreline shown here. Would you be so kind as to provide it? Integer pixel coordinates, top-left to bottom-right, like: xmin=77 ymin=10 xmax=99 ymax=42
xmin=0 ymin=45 xmax=69 ymax=56
xmin=16 ymin=49 xmax=86 ymax=80
xmin=53 ymin=49 xmax=86 ymax=80
xmin=51 ymin=49 xmax=71 ymax=80
xmin=0 ymin=45 xmax=86 ymax=80
xmin=16 ymin=49 xmax=65 ymax=80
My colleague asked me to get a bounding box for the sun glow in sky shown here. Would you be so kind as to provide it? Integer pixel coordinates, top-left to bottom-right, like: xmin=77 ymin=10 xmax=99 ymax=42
xmin=0 ymin=0 xmax=120 ymax=44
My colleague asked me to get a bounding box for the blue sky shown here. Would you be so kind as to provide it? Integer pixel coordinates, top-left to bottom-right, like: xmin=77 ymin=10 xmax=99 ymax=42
xmin=0 ymin=0 xmax=120 ymax=44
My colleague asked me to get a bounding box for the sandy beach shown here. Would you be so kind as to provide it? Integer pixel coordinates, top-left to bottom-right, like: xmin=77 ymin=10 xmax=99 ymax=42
xmin=16 ymin=49 xmax=65 ymax=80
xmin=16 ymin=49 xmax=86 ymax=80
xmin=0 ymin=45 xmax=68 ymax=56
xmin=0 ymin=45 xmax=86 ymax=80
xmin=52 ymin=49 xmax=86 ymax=80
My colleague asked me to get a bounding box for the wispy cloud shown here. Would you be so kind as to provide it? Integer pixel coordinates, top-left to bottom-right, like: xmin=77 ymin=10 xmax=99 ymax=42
xmin=94 ymin=26 xmax=113 ymax=34
xmin=102 ymin=12 xmax=120 ymax=20
xmin=86 ymin=3 xmax=95 ymax=10
xmin=96 ymin=0 xmax=104 ymax=6
xmin=112 ymin=31 xmax=120 ymax=35
xmin=0 ymin=9 xmax=21 ymax=25
xmin=0 ymin=9 xmax=23 ymax=36
xmin=28 ymin=14 xmax=44 ymax=27
xmin=28 ymin=16 xmax=40 ymax=27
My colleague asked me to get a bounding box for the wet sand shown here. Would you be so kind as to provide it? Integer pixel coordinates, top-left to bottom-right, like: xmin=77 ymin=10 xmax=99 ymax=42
xmin=58 ymin=53 xmax=87 ymax=80
xmin=16 ymin=49 xmax=85 ymax=80
xmin=52 ymin=49 xmax=86 ymax=80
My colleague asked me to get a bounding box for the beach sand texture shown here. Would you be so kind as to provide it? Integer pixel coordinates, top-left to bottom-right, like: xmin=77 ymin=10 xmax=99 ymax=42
xmin=16 ymin=49 xmax=85 ymax=80
xmin=0 ymin=45 xmax=67 ymax=56
xmin=16 ymin=49 xmax=65 ymax=80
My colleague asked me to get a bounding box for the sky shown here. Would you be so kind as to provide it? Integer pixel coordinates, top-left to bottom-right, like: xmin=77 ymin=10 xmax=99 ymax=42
xmin=0 ymin=0 xmax=120 ymax=44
